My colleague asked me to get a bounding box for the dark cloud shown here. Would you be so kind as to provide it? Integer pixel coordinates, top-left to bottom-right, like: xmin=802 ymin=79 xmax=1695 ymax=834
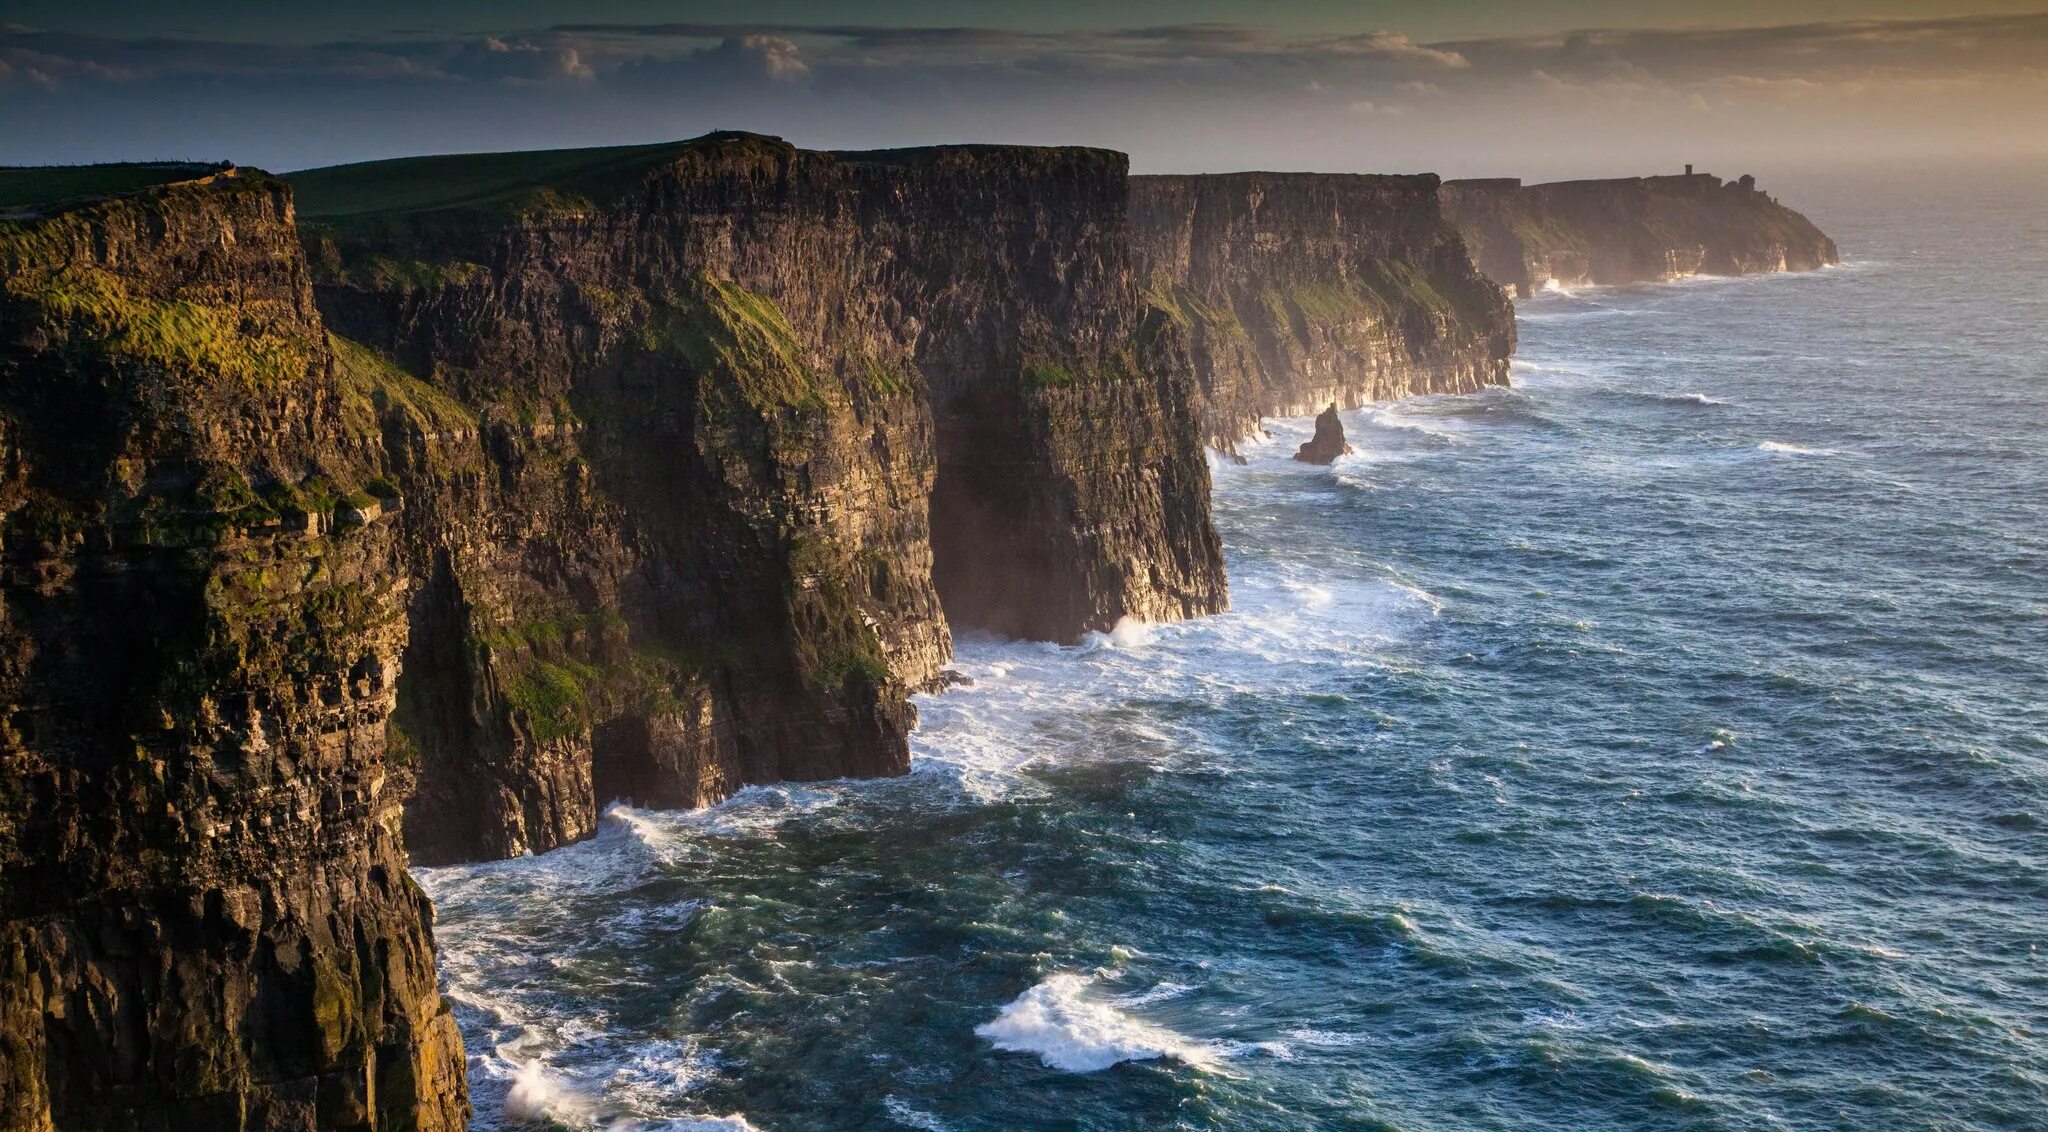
xmin=1 ymin=13 xmax=2043 ymax=173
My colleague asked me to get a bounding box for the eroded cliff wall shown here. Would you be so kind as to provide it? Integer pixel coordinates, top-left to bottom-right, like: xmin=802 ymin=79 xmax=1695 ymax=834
xmin=1440 ymin=172 xmax=1839 ymax=298
xmin=0 ymin=137 xmax=1233 ymax=1125
xmin=1130 ymin=173 xmax=1514 ymax=450
xmin=0 ymin=170 xmax=465 ymax=1130
xmin=291 ymin=134 xmax=1225 ymax=864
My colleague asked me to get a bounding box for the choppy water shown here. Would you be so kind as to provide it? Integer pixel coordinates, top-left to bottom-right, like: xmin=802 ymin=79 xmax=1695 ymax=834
xmin=417 ymin=163 xmax=2048 ymax=1131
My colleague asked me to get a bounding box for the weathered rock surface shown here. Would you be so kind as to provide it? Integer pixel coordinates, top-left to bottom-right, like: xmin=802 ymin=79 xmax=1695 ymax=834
xmin=289 ymin=134 xmax=1226 ymax=864
xmin=1130 ymin=173 xmax=1515 ymax=451
xmin=1440 ymin=172 xmax=1839 ymax=298
xmin=1294 ymin=404 xmax=1353 ymax=465
xmin=0 ymin=169 xmax=466 ymax=1130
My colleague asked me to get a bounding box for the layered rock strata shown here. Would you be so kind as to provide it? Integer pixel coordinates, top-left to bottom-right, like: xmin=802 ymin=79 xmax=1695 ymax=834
xmin=1129 ymin=173 xmax=1515 ymax=451
xmin=290 ymin=134 xmax=1226 ymax=864
xmin=0 ymin=168 xmax=466 ymax=1130
xmin=1440 ymin=172 xmax=1839 ymax=298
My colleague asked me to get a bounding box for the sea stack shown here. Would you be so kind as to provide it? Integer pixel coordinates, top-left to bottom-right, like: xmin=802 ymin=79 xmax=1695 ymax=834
xmin=1295 ymin=404 xmax=1354 ymax=464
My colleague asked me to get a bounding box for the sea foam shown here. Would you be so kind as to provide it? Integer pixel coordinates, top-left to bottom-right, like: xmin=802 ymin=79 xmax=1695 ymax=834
xmin=975 ymin=972 xmax=1225 ymax=1072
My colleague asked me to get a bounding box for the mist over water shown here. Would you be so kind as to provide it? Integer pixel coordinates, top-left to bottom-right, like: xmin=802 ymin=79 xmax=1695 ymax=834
xmin=417 ymin=164 xmax=2048 ymax=1131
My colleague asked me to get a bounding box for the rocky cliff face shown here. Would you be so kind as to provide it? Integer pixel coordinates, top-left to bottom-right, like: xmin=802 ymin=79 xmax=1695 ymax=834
xmin=0 ymin=137 xmax=1234 ymax=1127
xmin=1130 ymin=173 xmax=1514 ymax=450
xmin=1440 ymin=172 xmax=1839 ymax=298
xmin=291 ymin=134 xmax=1226 ymax=865
xmin=0 ymin=170 xmax=465 ymax=1129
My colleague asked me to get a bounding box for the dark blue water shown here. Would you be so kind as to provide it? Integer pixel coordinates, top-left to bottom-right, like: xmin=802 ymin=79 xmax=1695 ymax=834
xmin=418 ymin=163 xmax=2048 ymax=1131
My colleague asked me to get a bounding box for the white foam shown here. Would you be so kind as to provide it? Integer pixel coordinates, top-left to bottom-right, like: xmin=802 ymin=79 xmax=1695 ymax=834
xmin=1078 ymin=615 xmax=1155 ymax=651
xmin=1111 ymin=981 xmax=1196 ymax=1008
xmin=1282 ymin=1027 xmax=1376 ymax=1048
xmin=1757 ymin=440 xmax=1841 ymax=457
xmin=502 ymin=1061 xmax=595 ymax=1125
xmin=882 ymin=1096 xmax=953 ymax=1130
xmin=975 ymin=972 xmax=1225 ymax=1073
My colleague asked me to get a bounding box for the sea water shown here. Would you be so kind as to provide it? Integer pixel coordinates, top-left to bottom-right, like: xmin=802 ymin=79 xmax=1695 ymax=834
xmin=417 ymin=162 xmax=2048 ymax=1131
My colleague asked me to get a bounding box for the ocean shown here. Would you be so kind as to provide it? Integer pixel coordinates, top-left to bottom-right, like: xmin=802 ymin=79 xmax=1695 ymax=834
xmin=416 ymin=162 xmax=2048 ymax=1131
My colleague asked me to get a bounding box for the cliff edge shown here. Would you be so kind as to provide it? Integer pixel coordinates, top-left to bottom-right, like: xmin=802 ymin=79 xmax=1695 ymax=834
xmin=0 ymin=168 xmax=466 ymax=1129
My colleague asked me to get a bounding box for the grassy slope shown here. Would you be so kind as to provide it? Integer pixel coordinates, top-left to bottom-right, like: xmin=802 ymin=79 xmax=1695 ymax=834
xmin=0 ymin=163 xmax=223 ymax=210
xmin=287 ymin=139 xmax=726 ymax=219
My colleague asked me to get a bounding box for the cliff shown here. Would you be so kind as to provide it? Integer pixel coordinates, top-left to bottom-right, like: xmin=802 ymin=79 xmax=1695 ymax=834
xmin=0 ymin=139 xmax=1231 ymax=1127
xmin=1130 ymin=173 xmax=1514 ymax=450
xmin=0 ymin=169 xmax=465 ymax=1128
xmin=286 ymin=134 xmax=1225 ymax=865
xmin=1440 ymin=172 xmax=1839 ymax=298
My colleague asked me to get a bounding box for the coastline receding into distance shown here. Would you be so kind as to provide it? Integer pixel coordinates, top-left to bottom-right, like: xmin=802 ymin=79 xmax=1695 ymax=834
xmin=7 ymin=131 xmax=1955 ymax=1132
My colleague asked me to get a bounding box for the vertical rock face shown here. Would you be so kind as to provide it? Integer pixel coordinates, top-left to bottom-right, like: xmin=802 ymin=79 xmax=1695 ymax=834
xmin=292 ymin=133 xmax=1226 ymax=864
xmin=1129 ymin=173 xmax=1515 ymax=450
xmin=0 ymin=138 xmax=1232 ymax=1125
xmin=0 ymin=171 xmax=465 ymax=1129
xmin=1440 ymin=172 xmax=1840 ymax=298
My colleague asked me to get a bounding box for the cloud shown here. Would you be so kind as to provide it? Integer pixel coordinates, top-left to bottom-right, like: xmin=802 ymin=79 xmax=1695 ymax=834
xmin=446 ymin=36 xmax=593 ymax=84
xmin=2 ymin=12 xmax=2044 ymax=173
xmin=10 ymin=13 xmax=2044 ymax=95
xmin=1315 ymin=31 xmax=1468 ymax=69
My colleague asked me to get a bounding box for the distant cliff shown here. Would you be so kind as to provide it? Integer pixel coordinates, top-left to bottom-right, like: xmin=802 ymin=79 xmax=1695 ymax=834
xmin=0 ymin=167 xmax=466 ymax=1131
xmin=1131 ymin=173 xmax=1514 ymax=450
xmin=1440 ymin=172 xmax=1839 ymax=298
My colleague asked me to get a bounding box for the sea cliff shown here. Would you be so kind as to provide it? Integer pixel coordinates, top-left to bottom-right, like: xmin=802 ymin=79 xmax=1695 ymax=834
xmin=1440 ymin=172 xmax=1839 ymax=298
xmin=0 ymin=166 xmax=467 ymax=1131
xmin=0 ymin=142 xmax=1840 ymax=1131
xmin=293 ymin=133 xmax=1227 ymax=865
xmin=1131 ymin=173 xmax=1514 ymax=451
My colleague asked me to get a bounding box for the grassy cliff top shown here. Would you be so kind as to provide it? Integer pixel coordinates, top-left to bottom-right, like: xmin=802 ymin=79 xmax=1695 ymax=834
xmin=0 ymin=162 xmax=230 ymax=210
xmin=286 ymin=134 xmax=797 ymax=219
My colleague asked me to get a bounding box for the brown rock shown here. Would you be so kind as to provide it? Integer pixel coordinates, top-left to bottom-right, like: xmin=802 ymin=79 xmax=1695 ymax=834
xmin=1295 ymin=404 xmax=1354 ymax=464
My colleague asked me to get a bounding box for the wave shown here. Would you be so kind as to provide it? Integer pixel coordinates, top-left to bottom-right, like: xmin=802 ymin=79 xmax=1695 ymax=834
xmin=975 ymin=972 xmax=1227 ymax=1073
xmin=882 ymin=1097 xmax=953 ymax=1131
xmin=1758 ymin=440 xmax=1847 ymax=457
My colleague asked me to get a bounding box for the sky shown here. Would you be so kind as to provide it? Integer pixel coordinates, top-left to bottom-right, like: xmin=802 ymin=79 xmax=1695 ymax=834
xmin=3 ymin=2 xmax=2045 ymax=177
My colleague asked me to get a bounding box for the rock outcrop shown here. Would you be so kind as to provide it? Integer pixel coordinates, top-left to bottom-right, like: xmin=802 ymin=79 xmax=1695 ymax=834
xmin=286 ymin=134 xmax=1225 ymax=865
xmin=1129 ymin=173 xmax=1515 ymax=452
xmin=1294 ymin=404 xmax=1353 ymax=465
xmin=0 ymin=168 xmax=466 ymax=1129
xmin=1440 ymin=172 xmax=1839 ymax=298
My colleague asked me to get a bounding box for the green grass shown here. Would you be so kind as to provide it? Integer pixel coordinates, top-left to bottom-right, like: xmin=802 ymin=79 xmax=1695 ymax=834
xmin=287 ymin=133 xmax=795 ymax=220
xmin=483 ymin=611 xmax=696 ymax=742
xmin=287 ymin=143 xmax=681 ymax=218
xmin=1022 ymin=362 xmax=1082 ymax=389
xmin=0 ymin=163 xmax=222 ymax=210
xmin=330 ymin=333 xmax=478 ymax=436
xmin=643 ymin=274 xmax=829 ymax=415
xmin=1146 ymin=277 xmax=1246 ymax=342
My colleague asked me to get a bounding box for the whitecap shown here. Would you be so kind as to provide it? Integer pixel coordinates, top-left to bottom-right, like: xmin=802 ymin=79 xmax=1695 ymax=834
xmin=622 ymin=1118 xmax=763 ymax=1132
xmin=975 ymin=972 xmax=1225 ymax=1072
xmin=1111 ymin=981 xmax=1196 ymax=1008
xmin=882 ymin=1096 xmax=953 ymax=1130
xmin=1757 ymin=440 xmax=1848 ymax=457
xmin=502 ymin=1061 xmax=595 ymax=1126
xmin=1283 ymin=1026 xmax=1376 ymax=1048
